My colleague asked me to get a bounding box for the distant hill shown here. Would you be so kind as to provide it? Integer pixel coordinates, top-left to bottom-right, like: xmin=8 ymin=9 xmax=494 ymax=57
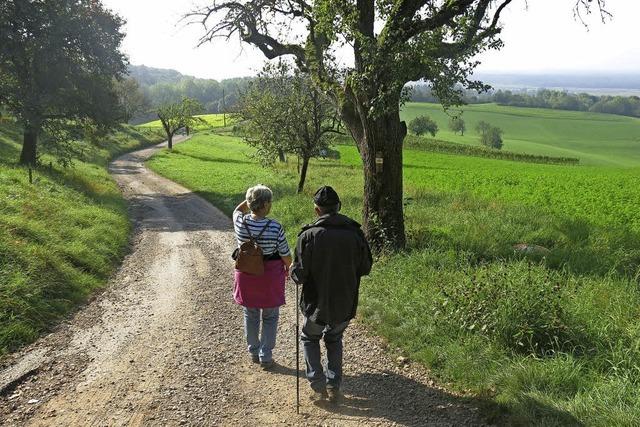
xmin=128 ymin=64 xmax=186 ymax=86
xmin=126 ymin=65 xmax=252 ymax=123
xmin=125 ymin=65 xmax=640 ymax=123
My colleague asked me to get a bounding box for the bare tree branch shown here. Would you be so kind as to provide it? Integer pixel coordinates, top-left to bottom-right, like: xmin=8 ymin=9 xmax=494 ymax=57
xmin=189 ymin=1 xmax=307 ymax=65
xmin=574 ymin=0 xmax=612 ymax=26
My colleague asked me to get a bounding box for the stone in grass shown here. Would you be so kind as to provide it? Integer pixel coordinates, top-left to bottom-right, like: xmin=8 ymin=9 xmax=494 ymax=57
xmin=513 ymin=243 xmax=551 ymax=258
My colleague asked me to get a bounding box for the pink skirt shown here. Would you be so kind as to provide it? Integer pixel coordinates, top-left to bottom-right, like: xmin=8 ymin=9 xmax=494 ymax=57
xmin=234 ymin=260 xmax=286 ymax=308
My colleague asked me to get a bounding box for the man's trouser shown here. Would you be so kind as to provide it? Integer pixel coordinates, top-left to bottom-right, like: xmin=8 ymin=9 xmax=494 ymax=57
xmin=301 ymin=317 xmax=350 ymax=391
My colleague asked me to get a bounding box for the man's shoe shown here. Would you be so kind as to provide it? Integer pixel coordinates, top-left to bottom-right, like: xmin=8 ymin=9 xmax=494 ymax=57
xmin=327 ymin=386 xmax=343 ymax=403
xmin=251 ymin=354 xmax=260 ymax=364
xmin=260 ymin=359 xmax=275 ymax=370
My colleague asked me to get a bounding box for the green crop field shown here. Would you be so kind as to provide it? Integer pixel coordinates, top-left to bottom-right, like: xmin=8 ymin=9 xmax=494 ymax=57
xmin=148 ymin=131 xmax=640 ymax=425
xmin=0 ymin=122 xmax=164 ymax=355
xmin=401 ymin=102 xmax=640 ymax=167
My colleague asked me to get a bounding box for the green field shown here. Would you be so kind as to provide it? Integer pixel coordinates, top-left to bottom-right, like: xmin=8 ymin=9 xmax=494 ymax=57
xmin=401 ymin=103 xmax=640 ymax=167
xmin=0 ymin=122 xmax=163 ymax=354
xmin=138 ymin=113 xmax=232 ymax=130
xmin=148 ymin=131 xmax=640 ymax=425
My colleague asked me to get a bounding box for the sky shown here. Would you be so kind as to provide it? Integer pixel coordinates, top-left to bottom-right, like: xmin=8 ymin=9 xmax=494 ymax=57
xmin=101 ymin=0 xmax=640 ymax=81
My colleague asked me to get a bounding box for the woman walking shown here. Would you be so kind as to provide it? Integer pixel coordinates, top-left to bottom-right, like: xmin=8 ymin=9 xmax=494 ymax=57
xmin=233 ymin=185 xmax=292 ymax=369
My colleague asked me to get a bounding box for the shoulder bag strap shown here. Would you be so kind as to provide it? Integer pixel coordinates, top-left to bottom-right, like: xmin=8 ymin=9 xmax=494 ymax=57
xmin=242 ymin=217 xmax=272 ymax=243
xmin=255 ymin=219 xmax=273 ymax=239
xmin=242 ymin=217 xmax=256 ymax=242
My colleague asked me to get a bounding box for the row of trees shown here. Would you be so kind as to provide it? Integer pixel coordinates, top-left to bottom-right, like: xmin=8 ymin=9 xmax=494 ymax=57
xmin=408 ymin=115 xmax=503 ymax=149
xmin=125 ymin=66 xmax=252 ymax=123
xmin=410 ymin=86 xmax=640 ymax=119
xmin=408 ymin=114 xmax=466 ymax=137
xmin=142 ymin=76 xmax=250 ymax=116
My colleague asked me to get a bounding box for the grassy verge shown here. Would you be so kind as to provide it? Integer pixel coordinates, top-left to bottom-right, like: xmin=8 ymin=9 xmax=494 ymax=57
xmin=147 ymin=132 xmax=640 ymax=425
xmin=0 ymin=122 xmax=164 ymax=355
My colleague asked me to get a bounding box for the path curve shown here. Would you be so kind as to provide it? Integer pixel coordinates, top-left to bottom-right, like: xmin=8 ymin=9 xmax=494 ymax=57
xmin=0 ymin=138 xmax=488 ymax=426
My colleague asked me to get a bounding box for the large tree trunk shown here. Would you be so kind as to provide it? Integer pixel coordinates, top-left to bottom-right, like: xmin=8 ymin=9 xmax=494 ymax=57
xmin=19 ymin=121 xmax=40 ymax=166
xmin=342 ymin=102 xmax=407 ymax=251
xmin=297 ymin=155 xmax=310 ymax=194
xmin=167 ymin=133 xmax=174 ymax=150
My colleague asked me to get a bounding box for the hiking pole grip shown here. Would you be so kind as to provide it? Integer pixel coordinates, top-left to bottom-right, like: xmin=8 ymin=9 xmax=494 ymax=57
xmin=295 ymin=280 xmax=300 ymax=414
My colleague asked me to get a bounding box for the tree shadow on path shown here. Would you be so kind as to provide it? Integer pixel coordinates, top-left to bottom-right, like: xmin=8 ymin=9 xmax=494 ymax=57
xmin=309 ymin=370 xmax=581 ymax=426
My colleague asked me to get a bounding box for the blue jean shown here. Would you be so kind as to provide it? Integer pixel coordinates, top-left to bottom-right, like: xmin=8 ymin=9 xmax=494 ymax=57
xmin=301 ymin=317 xmax=350 ymax=392
xmin=243 ymin=307 xmax=279 ymax=362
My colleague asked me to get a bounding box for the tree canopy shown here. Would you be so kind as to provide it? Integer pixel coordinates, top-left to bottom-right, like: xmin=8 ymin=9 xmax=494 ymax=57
xmin=480 ymin=125 xmax=503 ymax=149
xmin=238 ymin=61 xmax=340 ymax=193
xmin=156 ymin=98 xmax=205 ymax=149
xmin=115 ymin=78 xmax=150 ymax=123
xmin=408 ymin=115 xmax=439 ymax=137
xmin=0 ymin=0 xmax=128 ymax=165
xmin=449 ymin=116 xmax=466 ymax=136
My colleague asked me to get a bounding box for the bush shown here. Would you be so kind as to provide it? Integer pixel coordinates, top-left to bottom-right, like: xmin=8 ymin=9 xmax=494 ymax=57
xmin=408 ymin=115 xmax=439 ymax=137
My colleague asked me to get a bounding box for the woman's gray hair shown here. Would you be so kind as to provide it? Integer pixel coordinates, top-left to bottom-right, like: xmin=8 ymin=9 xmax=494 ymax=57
xmin=246 ymin=184 xmax=273 ymax=212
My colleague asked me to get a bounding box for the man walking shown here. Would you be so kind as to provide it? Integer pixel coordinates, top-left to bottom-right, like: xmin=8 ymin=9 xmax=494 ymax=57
xmin=291 ymin=186 xmax=372 ymax=402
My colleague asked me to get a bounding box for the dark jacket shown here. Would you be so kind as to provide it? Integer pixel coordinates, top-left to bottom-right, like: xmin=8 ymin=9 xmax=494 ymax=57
xmin=291 ymin=213 xmax=373 ymax=325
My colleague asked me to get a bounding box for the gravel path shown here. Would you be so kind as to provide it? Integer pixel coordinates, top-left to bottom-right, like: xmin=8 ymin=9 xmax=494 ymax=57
xmin=0 ymin=138 xmax=489 ymax=426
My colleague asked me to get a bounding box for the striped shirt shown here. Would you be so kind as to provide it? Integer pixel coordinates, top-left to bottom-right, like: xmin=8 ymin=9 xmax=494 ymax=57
xmin=233 ymin=210 xmax=291 ymax=257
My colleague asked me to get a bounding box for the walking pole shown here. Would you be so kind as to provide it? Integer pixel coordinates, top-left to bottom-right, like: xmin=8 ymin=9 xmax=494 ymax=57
xmin=295 ymin=280 xmax=300 ymax=414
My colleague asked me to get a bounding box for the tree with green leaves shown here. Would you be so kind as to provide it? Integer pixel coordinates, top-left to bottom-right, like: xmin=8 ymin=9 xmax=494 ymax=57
xmin=480 ymin=125 xmax=503 ymax=149
xmin=156 ymin=98 xmax=205 ymax=150
xmin=238 ymin=61 xmax=340 ymax=193
xmin=449 ymin=117 xmax=466 ymax=136
xmin=189 ymin=0 xmax=610 ymax=250
xmin=475 ymin=120 xmax=491 ymax=137
xmin=115 ymin=78 xmax=150 ymax=123
xmin=408 ymin=115 xmax=439 ymax=137
xmin=0 ymin=0 xmax=127 ymax=166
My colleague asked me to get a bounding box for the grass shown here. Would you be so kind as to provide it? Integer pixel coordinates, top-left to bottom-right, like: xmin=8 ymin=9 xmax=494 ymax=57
xmin=138 ymin=113 xmax=233 ymax=130
xmin=401 ymin=102 xmax=640 ymax=167
xmin=0 ymin=122 xmax=164 ymax=355
xmin=147 ymin=131 xmax=640 ymax=425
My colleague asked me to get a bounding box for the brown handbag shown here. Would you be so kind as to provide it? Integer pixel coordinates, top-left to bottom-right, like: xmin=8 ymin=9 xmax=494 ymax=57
xmin=235 ymin=218 xmax=272 ymax=276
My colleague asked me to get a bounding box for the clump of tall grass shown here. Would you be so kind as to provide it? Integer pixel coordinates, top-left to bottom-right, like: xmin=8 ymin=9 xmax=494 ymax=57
xmin=360 ymin=250 xmax=640 ymax=425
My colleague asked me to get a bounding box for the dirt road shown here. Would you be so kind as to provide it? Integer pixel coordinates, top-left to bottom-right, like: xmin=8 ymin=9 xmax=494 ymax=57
xmin=0 ymin=139 xmax=488 ymax=426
